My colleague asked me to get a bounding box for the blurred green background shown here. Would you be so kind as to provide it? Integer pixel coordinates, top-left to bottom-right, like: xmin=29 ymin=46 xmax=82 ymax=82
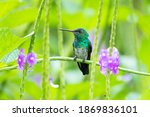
xmin=0 ymin=0 xmax=150 ymax=100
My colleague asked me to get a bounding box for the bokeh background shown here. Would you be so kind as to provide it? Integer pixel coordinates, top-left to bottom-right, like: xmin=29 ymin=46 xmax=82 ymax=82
xmin=0 ymin=0 xmax=150 ymax=100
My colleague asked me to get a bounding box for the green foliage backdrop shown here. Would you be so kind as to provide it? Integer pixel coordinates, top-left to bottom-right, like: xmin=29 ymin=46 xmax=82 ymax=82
xmin=0 ymin=0 xmax=150 ymax=100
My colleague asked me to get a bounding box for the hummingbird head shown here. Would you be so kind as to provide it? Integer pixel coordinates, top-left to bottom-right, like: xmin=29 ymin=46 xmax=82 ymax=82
xmin=73 ymin=28 xmax=89 ymax=38
xmin=59 ymin=28 xmax=89 ymax=40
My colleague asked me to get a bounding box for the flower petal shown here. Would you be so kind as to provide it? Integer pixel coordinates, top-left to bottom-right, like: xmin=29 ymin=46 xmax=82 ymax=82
xmin=26 ymin=52 xmax=37 ymax=67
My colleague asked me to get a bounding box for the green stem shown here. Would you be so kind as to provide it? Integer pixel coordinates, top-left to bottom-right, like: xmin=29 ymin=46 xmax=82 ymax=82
xmin=109 ymin=0 xmax=118 ymax=50
xmin=57 ymin=0 xmax=65 ymax=100
xmin=107 ymin=0 xmax=118 ymax=100
xmin=20 ymin=65 xmax=27 ymax=99
xmin=98 ymin=0 xmax=112 ymax=50
xmin=42 ymin=0 xmax=50 ymax=100
xmin=22 ymin=0 xmax=42 ymax=36
xmin=1 ymin=57 xmax=150 ymax=76
xmin=105 ymin=73 xmax=110 ymax=100
xmin=20 ymin=0 xmax=46 ymax=99
xmin=90 ymin=0 xmax=103 ymax=100
xmin=28 ymin=0 xmax=46 ymax=53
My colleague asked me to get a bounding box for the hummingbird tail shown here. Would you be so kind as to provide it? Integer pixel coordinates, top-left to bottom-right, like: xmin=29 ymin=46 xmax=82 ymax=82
xmin=77 ymin=62 xmax=89 ymax=75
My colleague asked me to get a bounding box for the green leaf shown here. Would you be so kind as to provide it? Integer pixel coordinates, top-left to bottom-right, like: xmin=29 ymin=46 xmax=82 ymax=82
xmin=0 ymin=28 xmax=28 ymax=60
xmin=1 ymin=49 xmax=19 ymax=64
xmin=0 ymin=7 xmax=38 ymax=28
xmin=0 ymin=0 xmax=21 ymax=19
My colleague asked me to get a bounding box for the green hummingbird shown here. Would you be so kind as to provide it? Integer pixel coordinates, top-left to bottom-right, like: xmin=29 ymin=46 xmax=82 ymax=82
xmin=60 ymin=28 xmax=92 ymax=75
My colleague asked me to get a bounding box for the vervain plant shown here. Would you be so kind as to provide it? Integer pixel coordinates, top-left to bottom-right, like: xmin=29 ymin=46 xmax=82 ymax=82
xmin=0 ymin=0 xmax=150 ymax=100
xmin=42 ymin=0 xmax=50 ymax=100
xmin=20 ymin=0 xmax=46 ymax=99
xmin=1 ymin=57 xmax=149 ymax=76
xmin=107 ymin=0 xmax=119 ymax=100
xmin=56 ymin=0 xmax=66 ymax=100
xmin=90 ymin=0 xmax=103 ymax=100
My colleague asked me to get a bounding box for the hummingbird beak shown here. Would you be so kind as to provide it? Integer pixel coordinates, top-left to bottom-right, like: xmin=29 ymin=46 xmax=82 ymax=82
xmin=59 ymin=28 xmax=75 ymax=32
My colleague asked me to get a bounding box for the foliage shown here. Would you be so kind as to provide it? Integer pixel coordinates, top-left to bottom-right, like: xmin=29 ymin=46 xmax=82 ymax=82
xmin=0 ymin=0 xmax=150 ymax=100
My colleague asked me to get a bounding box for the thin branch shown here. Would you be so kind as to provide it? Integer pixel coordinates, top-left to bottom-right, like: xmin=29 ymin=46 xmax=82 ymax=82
xmin=98 ymin=0 xmax=112 ymax=50
xmin=20 ymin=0 xmax=46 ymax=99
xmin=107 ymin=0 xmax=118 ymax=100
xmin=0 ymin=56 xmax=150 ymax=76
xmin=28 ymin=0 xmax=46 ymax=53
xmin=90 ymin=0 xmax=103 ymax=100
xmin=105 ymin=73 xmax=110 ymax=100
xmin=57 ymin=0 xmax=66 ymax=100
xmin=42 ymin=0 xmax=50 ymax=100
xmin=109 ymin=0 xmax=118 ymax=49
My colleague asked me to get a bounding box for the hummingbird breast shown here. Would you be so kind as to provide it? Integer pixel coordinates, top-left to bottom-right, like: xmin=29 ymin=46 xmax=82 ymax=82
xmin=74 ymin=48 xmax=88 ymax=60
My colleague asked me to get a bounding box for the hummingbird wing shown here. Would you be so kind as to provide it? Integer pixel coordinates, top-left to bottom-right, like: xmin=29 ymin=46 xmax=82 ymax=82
xmin=78 ymin=40 xmax=92 ymax=75
xmin=77 ymin=40 xmax=92 ymax=75
xmin=87 ymin=40 xmax=92 ymax=60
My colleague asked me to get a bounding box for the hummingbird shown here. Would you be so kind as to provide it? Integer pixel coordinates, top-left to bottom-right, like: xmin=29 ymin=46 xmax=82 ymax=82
xmin=60 ymin=28 xmax=92 ymax=75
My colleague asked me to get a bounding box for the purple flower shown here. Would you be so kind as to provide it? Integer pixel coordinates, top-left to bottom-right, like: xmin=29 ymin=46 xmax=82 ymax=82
xmin=17 ymin=48 xmax=26 ymax=70
xmin=99 ymin=47 xmax=120 ymax=75
xmin=26 ymin=52 xmax=37 ymax=67
xmin=99 ymin=49 xmax=109 ymax=75
xmin=17 ymin=49 xmax=37 ymax=71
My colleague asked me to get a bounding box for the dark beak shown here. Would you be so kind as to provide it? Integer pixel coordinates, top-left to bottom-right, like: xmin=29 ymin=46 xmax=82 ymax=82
xmin=59 ymin=28 xmax=75 ymax=32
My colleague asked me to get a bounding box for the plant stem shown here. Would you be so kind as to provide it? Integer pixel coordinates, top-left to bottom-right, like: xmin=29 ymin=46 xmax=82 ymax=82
xmin=98 ymin=0 xmax=112 ymax=50
xmin=57 ymin=0 xmax=65 ymax=100
xmin=42 ymin=0 xmax=50 ymax=100
xmin=89 ymin=0 xmax=103 ymax=100
xmin=1 ymin=57 xmax=150 ymax=76
xmin=109 ymin=0 xmax=118 ymax=47
xmin=105 ymin=73 xmax=110 ymax=100
xmin=109 ymin=0 xmax=118 ymax=51
xmin=20 ymin=65 xmax=27 ymax=99
xmin=107 ymin=0 xmax=118 ymax=100
xmin=22 ymin=0 xmax=42 ymax=36
xmin=28 ymin=0 xmax=46 ymax=53
xmin=20 ymin=0 xmax=46 ymax=99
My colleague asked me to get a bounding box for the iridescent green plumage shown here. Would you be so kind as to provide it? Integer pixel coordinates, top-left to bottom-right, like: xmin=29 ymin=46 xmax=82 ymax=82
xmin=60 ymin=28 xmax=92 ymax=75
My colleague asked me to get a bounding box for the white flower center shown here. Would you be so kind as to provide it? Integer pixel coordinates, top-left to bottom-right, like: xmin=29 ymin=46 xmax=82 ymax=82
xmin=102 ymin=53 xmax=106 ymax=56
xmin=108 ymin=60 xmax=112 ymax=63
xmin=18 ymin=58 xmax=21 ymax=62
xmin=114 ymin=67 xmax=117 ymax=70
xmin=30 ymin=57 xmax=34 ymax=61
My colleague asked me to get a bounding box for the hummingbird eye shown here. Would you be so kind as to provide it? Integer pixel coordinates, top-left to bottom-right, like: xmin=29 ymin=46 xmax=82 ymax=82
xmin=78 ymin=30 xmax=83 ymax=34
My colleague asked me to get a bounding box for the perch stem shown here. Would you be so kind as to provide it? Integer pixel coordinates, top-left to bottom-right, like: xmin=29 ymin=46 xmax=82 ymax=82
xmin=0 ymin=57 xmax=150 ymax=76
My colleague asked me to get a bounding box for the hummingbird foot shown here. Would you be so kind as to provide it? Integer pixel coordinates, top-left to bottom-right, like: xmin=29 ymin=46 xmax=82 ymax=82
xmin=73 ymin=56 xmax=77 ymax=61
